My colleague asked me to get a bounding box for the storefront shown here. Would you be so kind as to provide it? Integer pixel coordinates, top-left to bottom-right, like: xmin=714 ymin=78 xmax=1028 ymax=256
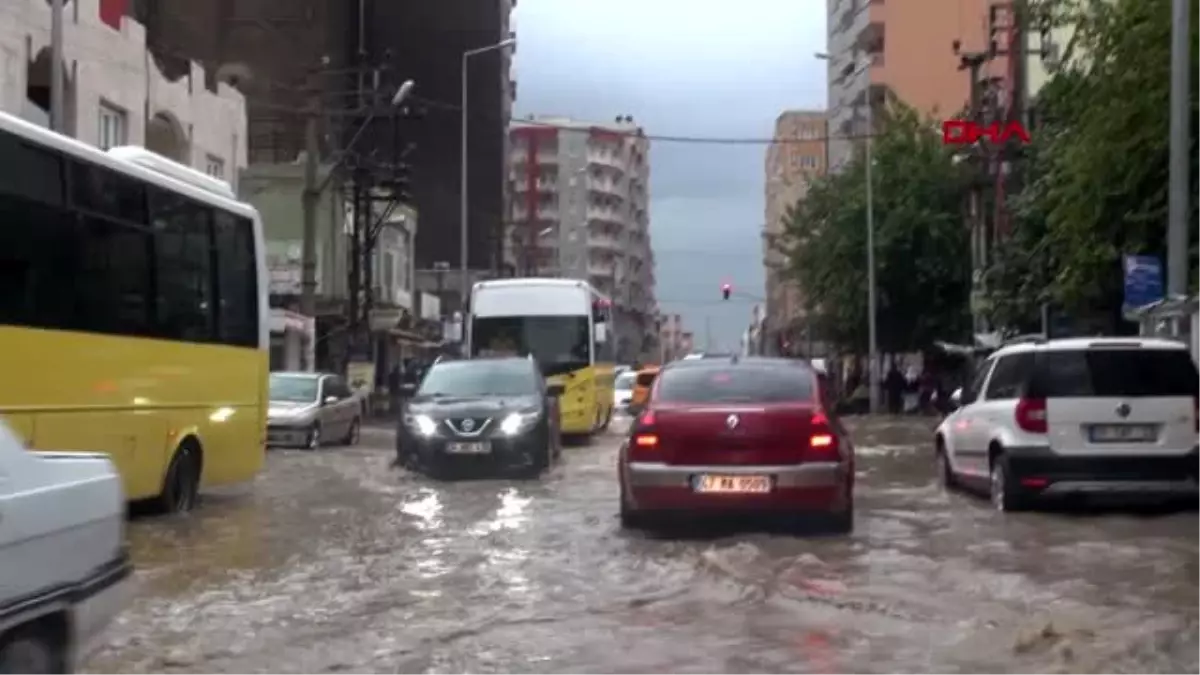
xmin=269 ymin=309 xmax=315 ymax=372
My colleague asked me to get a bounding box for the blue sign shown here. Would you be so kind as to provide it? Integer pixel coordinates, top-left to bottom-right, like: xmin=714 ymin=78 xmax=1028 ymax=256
xmin=1122 ymin=254 xmax=1164 ymax=311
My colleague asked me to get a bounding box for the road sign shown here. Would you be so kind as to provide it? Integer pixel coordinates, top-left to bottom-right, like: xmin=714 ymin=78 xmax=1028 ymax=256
xmin=1122 ymin=254 xmax=1164 ymax=313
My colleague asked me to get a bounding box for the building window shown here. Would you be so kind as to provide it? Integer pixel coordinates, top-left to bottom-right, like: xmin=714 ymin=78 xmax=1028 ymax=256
xmin=205 ymin=155 xmax=225 ymax=178
xmin=800 ymin=155 xmax=819 ymax=169
xmin=97 ymin=102 xmax=127 ymax=150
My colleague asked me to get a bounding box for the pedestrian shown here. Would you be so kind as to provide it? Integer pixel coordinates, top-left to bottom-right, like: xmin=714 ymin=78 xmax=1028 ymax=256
xmin=884 ymin=363 xmax=905 ymax=415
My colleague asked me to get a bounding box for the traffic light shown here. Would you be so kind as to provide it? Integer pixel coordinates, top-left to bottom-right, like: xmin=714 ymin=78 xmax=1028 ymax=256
xmin=721 ymin=283 xmax=731 ymax=301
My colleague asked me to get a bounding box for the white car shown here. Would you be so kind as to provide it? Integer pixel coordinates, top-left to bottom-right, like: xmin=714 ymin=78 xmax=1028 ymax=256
xmin=934 ymin=336 xmax=1199 ymax=511
xmin=614 ymin=370 xmax=637 ymax=412
xmin=0 ymin=421 xmax=132 ymax=672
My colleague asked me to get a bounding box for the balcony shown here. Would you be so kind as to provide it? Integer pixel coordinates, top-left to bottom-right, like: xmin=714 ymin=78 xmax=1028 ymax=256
xmin=586 ymin=203 xmax=625 ymax=224
xmin=587 ymin=150 xmax=625 ymax=171
xmin=588 ymin=230 xmax=621 ymax=252
xmin=586 ymin=176 xmax=623 ymax=196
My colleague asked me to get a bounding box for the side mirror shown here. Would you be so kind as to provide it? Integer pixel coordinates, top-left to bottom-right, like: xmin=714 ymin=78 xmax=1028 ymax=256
xmin=323 ymin=395 xmax=339 ymax=405
xmin=546 ymin=384 xmax=566 ymax=397
xmin=399 ymin=383 xmax=418 ymax=396
xmin=949 ymin=387 xmax=963 ymax=408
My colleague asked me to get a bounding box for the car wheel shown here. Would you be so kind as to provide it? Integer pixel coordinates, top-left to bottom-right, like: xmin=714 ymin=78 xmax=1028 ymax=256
xmin=0 ymin=630 xmax=59 ymax=674
xmin=343 ymin=418 xmax=361 ymax=446
xmin=305 ymin=423 xmax=321 ymax=450
xmin=156 ymin=443 xmax=201 ymax=515
xmin=826 ymin=495 xmax=854 ymax=534
xmin=618 ymin=483 xmax=649 ymax=529
xmin=937 ymin=439 xmax=958 ymax=489
xmin=990 ymin=453 xmax=1029 ymax=512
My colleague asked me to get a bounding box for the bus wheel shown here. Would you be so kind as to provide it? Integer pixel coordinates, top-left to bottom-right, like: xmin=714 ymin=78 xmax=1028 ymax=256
xmin=598 ymin=406 xmax=613 ymax=432
xmin=157 ymin=441 xmax=201 ymax=515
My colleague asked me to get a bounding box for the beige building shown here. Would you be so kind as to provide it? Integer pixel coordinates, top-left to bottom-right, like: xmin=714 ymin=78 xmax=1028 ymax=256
xmin=763 ymin=110 xmax=828 ymax=331
xmin=508 ymin=115 xmax=657 ymax=362
xmin=825 ymin=0 xmax=1002 ymax=171
xmin=0 ymin=0 xmax=247 ymax=180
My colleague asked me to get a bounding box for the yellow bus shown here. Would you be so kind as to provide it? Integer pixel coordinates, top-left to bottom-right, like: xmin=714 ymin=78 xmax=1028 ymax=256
xmin=467 ymin=278 xmax=615 ymax=437
xmin=0 ymin=111 xmax=268 ymax=513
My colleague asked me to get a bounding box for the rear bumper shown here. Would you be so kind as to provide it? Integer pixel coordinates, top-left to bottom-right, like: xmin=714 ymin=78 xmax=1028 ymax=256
xmin=1006 ymin=445 xmax=1199 ymax=497
xmin=624 ymin=461 xmax=849 ymax=512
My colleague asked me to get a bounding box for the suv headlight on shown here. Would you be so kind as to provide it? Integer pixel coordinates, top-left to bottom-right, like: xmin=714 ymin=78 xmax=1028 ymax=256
xmin=499 ymin=410 xmax=541 ymax=436
xmin=404 ymin=413 xmax=439 ymax=437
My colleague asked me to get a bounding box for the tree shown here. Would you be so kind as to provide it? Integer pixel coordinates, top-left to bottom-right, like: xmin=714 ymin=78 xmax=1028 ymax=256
xmin=988 ymin=0 xmax=1199 ymax=331
xmin=779 ymin=103 xmax=973 ymax=353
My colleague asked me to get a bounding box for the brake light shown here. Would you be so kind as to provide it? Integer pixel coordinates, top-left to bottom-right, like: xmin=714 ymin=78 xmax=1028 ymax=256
xmin=807 ymin=410 xmax=840 ymax=460
xmin=639 ymin=409 xmax=655 ymax=426
xmin=1015 ymin=397 xmax=1048 ymax=433
xmin=634 ymin=433 xmax=658 ymax=447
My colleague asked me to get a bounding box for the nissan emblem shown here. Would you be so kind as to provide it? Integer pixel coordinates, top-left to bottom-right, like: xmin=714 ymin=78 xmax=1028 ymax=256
xmin=726 ymin=414 xmax=739 ymax=430
xmin=1115 ymin=403 xmax=1131 ymax=418
xmin=461 ymin=418 xmax=475 ymax=431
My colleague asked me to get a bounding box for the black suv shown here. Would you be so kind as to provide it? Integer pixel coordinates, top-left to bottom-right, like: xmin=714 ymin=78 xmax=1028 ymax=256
xmin=396 ymin=357 xmax=563 ymax=478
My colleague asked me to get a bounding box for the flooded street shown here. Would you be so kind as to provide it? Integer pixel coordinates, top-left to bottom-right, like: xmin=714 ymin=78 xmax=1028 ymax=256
xmin=87 ymin=417 xmax=1198 ymax=674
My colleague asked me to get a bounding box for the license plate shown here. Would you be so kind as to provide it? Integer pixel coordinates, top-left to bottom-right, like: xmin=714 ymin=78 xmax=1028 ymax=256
xmin=1089 ymin=424 xmax=1157 ymax=443
xmin=694 ymin=474 xmax=771 ymax=494
xmin=446 ymin=441 xmax=491 ymax=454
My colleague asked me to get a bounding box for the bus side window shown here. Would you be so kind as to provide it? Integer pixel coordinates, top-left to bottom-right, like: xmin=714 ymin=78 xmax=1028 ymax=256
xmin=150 ymin=189 xmax=215 ymax=343
xmin=214 ymin=211 xmax=259 ymax=348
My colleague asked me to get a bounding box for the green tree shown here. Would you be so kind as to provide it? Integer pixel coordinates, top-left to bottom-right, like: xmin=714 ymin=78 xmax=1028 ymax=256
xmin=989 ymin=0 xmax=1199 ymax=331
xmin=779 ymin=103 xmax=972 ymax=353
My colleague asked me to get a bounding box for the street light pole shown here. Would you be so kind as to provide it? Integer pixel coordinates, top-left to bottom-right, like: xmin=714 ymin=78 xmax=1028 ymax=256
xmin=863 ymin=87 xmax=879 ymax=414
xmin=817 ymin=52 xmax=879 ymax=413
xmin=1166 ymin=0 xmax=1190 ymax=296
xmin=460 ymin=38 xmax=517 ymax=310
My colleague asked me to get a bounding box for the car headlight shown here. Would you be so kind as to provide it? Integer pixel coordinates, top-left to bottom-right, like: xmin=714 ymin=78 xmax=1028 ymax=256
xmin=404 ymin=413 xmax=439 ymax=437
xmin=499 ymin=410 xmax=541 ymax=436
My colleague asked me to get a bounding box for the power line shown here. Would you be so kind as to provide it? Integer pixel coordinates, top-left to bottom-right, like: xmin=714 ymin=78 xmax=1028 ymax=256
xmin=409 ymin=94 xmax=875 ymax=146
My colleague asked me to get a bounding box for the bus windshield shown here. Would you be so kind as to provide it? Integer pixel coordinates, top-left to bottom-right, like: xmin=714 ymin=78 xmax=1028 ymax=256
xmin=472 ymin=315 xmax=590 ymax=376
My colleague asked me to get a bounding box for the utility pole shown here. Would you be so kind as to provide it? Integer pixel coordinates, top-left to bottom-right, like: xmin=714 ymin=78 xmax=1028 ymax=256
xmin=49 ymin=0 xmax=65 ymax=133
xmin=1166 ymin=0 xmax=1190 ymax=295
xmin=863 ymin=88 xmax=879 ymax=415
xmin=300 ymin=95 xmax=321 ymax=318
xmin=958 ymin=50 xmax=990 ymax=338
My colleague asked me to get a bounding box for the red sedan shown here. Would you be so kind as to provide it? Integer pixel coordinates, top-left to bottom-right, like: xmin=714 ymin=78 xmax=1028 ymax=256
xmin=617 ymin=356 xmax=854 ymax=533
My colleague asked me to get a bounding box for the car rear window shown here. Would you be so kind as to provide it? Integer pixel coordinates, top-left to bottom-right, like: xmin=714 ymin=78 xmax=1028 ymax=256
xmin=655 ymin=365 xmax=815 ymax=403
xmin=1030 ymin=348 xmax=1199 ymax=398
xmin=635 ymin=371 xmax=657 ymax=387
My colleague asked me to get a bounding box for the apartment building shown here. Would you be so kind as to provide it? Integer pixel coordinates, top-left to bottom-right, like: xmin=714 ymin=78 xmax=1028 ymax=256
xmin=762 ymin=110 xmax=828 ymax=333
xmin=508 ymin=115 xmax=657 ymax=362
xmin=0 ymin=0 xmax=246 ymax=180
xmin=825 ymin=0 xmax=999 ymax=171
xmin=658 ymin=313 xmax=686 ymax=362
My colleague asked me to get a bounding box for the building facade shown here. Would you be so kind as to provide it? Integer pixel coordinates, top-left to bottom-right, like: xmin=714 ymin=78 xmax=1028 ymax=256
xmin=763 ymin=110 xmax=828 ymax=334
xmin=825 ymin=0 xmax=999 ymax=171
xmin=0 ymin=0 xmax=246 ymax=179
xmin=658 ymin=313 xmax=685 ymax=363
xmin=134 ymin=0 xmax=515 ymax=278
xmin=508 ymin=115 xmax=657 ymax=362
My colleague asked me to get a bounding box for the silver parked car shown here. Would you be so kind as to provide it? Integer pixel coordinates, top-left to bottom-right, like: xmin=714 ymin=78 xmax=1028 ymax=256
xmin=267 ymin=372 xmax=362 ymax=449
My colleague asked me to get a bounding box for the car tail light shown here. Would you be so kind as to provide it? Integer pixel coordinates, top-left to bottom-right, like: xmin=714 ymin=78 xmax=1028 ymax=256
xmin=630 ymin=409 xmax=658 ymax=459
xmin=1015 ymin=397 xmax=1048 ymax=434
xmin=639 ymin=409 xmax=655 ymax=426
xmin=633 ymin=433 xmax=658 ymax=448
xmin=807 ymin=410 xmax=840 ymax=461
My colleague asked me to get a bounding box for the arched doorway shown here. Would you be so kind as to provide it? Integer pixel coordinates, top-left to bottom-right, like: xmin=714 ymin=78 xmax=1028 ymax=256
xmin=146 ymin=111 xmax=189 ymax=162
xmin=25 ymin=46 xmax=75 ymax=133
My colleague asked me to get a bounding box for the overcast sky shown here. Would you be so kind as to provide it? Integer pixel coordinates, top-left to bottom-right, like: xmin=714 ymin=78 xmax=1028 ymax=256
xmin=512 ymin=0 xmax=827 ymax=352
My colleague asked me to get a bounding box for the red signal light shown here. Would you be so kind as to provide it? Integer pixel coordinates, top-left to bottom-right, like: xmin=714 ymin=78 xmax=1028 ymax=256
xmin=721 ymin=283 xmax=731 ymax=300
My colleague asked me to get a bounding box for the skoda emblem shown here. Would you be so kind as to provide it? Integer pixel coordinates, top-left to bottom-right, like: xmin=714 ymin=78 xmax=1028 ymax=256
xmin=461 ymin=418 xmax=475 ymax=431
xmin=1115 ymin=403 xmax=1131 ymax=418
xmin=726 ymin=414 xmax=739 ymax=430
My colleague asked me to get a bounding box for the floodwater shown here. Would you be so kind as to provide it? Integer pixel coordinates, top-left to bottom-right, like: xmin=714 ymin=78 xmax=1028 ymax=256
xmin=86 ymin=417 xmax=1198 ymax=674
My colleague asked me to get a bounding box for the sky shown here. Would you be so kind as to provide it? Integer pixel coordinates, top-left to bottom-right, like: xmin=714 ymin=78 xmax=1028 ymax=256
xmin=511 ymin=0 xmax=827 ymax=353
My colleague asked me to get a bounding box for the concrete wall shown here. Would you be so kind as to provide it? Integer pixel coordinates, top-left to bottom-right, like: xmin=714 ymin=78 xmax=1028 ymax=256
xmin=0 ymin=0 xmax=245 ymax=177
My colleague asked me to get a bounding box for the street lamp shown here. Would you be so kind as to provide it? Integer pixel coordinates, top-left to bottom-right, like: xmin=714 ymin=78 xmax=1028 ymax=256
xmin=816 ymin=51 xmax=879 ymax=414
xmin=460 ymin=37 xmax=517 ymax=308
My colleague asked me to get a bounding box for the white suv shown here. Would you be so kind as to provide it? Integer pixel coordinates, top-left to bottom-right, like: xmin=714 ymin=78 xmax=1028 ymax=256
xmin=934 ymin=337 xmax=1199 ymax=510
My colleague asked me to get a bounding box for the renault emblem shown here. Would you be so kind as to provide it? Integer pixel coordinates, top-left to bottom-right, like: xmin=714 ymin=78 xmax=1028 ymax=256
xmin=461 ymin=418 xmax=475 ymax=431
xmin=726 ymin=414 xmax=739 ymax=430
xmin=1115 ymin=403 xmax=1131 ymax=418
